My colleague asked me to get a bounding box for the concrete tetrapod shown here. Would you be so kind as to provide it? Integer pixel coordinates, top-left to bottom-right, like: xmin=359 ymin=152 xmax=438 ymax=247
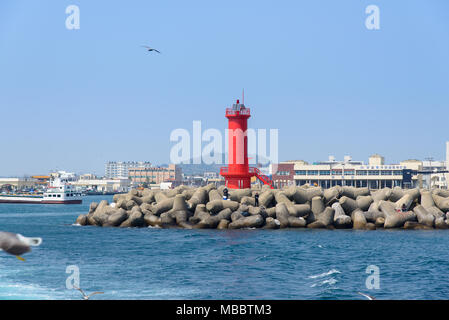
xmin=275 ymin=203 xmax=290 ymax=228
xmin=413 ymin=205 xmax=435 ymax=228
xmin=352 ymin=209 xmax=367 ymax=230
xmin=365 ymin=202 xmax=385 ymax=223
xmin=263 ymin=217 xmax=281 ymax=229
xmin=332 ymin=202 xmax=352 ymax=229
xmin=356 ymin=195 xmax=373 ymax=211
xmin=339 ymin=196 xmax=358 ymax=216
xmin=206 ymin=200 xmax=240 ymax=214
xmin=432 ymin=194 xmax=449 ymax=212
xmin=379 ymin=200 xmax=417 ymax=228
xmin=76 ymin=185 xmax=449 ymax=231
xmin=228 ymin=214 xmax=264 ymax=229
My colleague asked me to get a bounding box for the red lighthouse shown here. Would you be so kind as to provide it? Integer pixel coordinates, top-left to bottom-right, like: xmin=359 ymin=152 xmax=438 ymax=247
xmin=220 ymin=99 xmax=274 ymax=189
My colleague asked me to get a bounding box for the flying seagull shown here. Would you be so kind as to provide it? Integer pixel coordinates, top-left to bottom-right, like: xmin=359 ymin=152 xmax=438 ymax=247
xmin=73 ymin=286 xmax=104 ymax=300
xmin=357 ymin=292 xmax=376 ymax=300
xmin=0 ymin=231 xmax=42 ymax=261
xmin=141 ymin=45 xmax=161 ymax=54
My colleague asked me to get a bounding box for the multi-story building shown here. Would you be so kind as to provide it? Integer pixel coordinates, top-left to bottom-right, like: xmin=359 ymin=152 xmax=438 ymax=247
xmin=128 ymin=164 xmax=182 ymax=187
xmin=271 ymin=160 xmax=307 ymax=188
xmin=105 ymin=161 xmax=152 ymax=178
xmin=412 ymin=142 xmax=449 ymax=189
xmin=273 ymin=155 xmax=428 ymax=189
xmin=296 ymin=155 xmax=423 ymax=189
xmin=421 ymin=160 xmax=445 ymax=188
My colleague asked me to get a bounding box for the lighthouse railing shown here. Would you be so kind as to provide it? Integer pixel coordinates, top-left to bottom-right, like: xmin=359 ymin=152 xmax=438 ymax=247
xmin=225 ymin=108 xmax=251 ymax=116
xmin=220 ymin=166 xmax=257 ymax=175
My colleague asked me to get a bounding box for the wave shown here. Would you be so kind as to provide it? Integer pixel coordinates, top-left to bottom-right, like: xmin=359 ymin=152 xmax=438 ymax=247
xmin=0 ymin=282 xmax=59 ymax=300
xmin=310 ymin=278 xmax=338 ymax=288
xmin=255 ymin=255 xmax=268 ymax=262
xmin=308 ymin=269 xmax=341 ymax=279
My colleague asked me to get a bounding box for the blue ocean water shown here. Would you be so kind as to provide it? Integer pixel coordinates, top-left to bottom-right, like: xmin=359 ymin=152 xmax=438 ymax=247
xmin=1 ymin=195 xmax=449 ymax=300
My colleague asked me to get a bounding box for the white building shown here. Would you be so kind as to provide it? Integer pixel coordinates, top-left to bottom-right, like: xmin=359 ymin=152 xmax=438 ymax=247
xmin=0 ymin=177 xmax=38 ymax=191
xmin=419 ymin=141 xmax=449 ymax=189
xmin=273 ymin=142 xmax=449 ymax=190
xmin=105 ymin=161 xmax=152 ymax=179
xmin=50 ymin=170 xmax=77 ymax=181
xmin=421 ymin=160 xmax=447 ymax=189
xmin=293 ymin=155 xmax=420 ymax=189
xmin=71 ymin=177 xmax=130 ymax=193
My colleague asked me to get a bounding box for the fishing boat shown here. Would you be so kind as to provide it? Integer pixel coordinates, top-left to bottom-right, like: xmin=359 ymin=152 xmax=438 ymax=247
xmin=0 ymin=178 xmax=82 ymax=204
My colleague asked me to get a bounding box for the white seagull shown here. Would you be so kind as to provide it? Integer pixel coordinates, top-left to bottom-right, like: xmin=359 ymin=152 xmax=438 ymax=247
xmin=0 ymin=231 xmax=42 ymax=261
xmin=73 ymin=286 xmax=104 ymax=300
xmin=141 ymin=45 xmax=161 ymax=54
xmin=357 ymin=292 xmax=376 ymax=300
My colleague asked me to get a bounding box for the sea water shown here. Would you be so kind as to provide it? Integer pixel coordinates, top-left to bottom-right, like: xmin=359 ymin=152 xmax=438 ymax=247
xmin=1 ymin=195 xmax=449 ymax=300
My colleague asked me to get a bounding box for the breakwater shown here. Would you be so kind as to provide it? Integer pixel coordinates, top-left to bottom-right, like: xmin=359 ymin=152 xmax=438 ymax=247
xmin=75 ymin=184 xmax=449 ymax=230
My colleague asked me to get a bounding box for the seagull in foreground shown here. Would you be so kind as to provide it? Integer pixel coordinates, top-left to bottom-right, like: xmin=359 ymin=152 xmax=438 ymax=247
xmin=357 ymin=292 xmax=376 ymax=300
xmin=0 ymin=231 xmax=42 ymax=261
xmin=141 ymin=45 xmax=161 ymax=54
xmin=73 ymin=286 xmax=104 ymax=300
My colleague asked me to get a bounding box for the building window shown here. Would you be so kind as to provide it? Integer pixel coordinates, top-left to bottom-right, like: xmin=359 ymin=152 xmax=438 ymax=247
xmin=307 ymin=170 xmax=319 ymax=175
xmin=356 ymin=170 xmax=367 ymax=175
xmin=295 ymin=170 xmax=307 ymax=175
xmin=381 ymin=170 xmax=392 ymax=175
xmin=368 ymin=170 xmax=380 ymax=176
xmin=319 ymin=170 xmax=330 ymax=175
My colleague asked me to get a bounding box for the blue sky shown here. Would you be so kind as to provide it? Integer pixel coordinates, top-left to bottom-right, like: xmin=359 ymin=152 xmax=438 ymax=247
xmin=0 ymin=0 xmax=448 ymax=176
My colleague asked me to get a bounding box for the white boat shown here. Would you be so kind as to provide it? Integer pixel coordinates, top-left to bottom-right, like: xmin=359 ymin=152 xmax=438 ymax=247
xmin=0 ymin=178 xmax=82 ymax=204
